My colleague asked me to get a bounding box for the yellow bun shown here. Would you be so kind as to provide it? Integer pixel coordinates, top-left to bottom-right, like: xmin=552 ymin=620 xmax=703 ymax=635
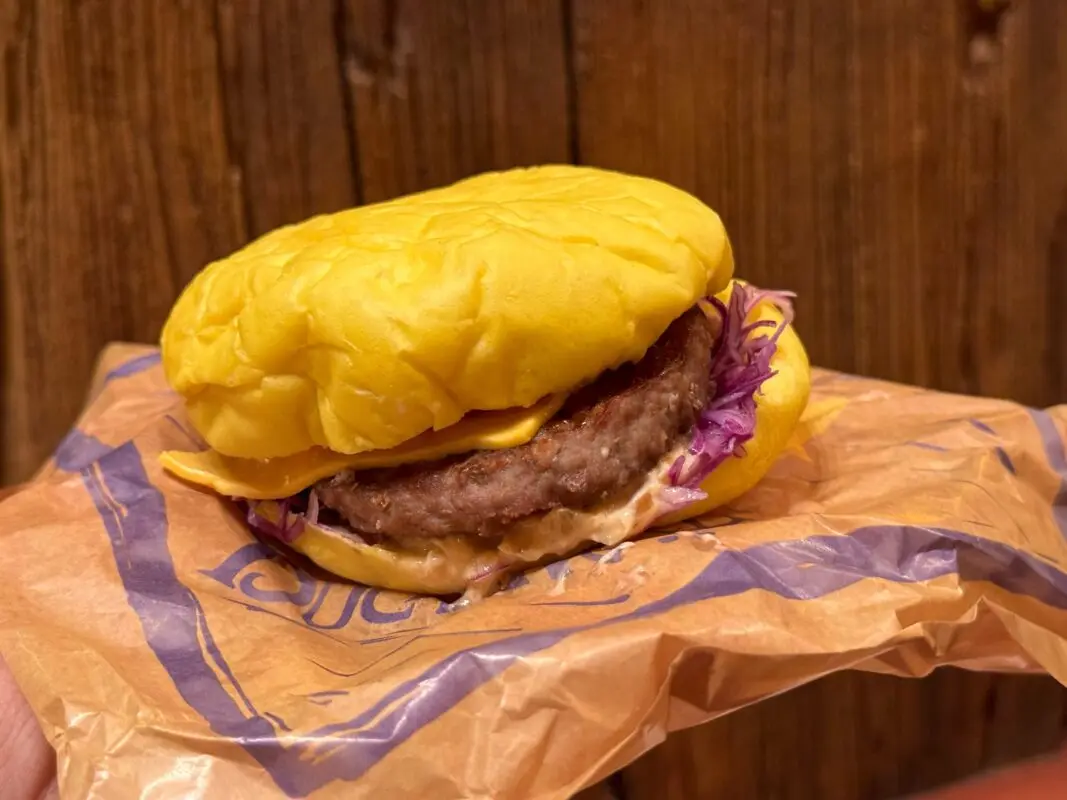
xmin=161 ymin=165 xmax=735 ymax=460
xmin=256 ymin=286 xmax=810 ymax=595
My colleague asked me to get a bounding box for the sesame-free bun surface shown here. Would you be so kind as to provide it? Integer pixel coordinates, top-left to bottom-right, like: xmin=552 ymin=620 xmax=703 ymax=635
xmin=160 ymin=165 xmax=734 ymax=459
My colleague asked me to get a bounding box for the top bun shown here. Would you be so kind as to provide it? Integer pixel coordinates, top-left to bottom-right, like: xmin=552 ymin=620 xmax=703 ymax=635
xmin=160 ymin=165 xmax=734 ymax=460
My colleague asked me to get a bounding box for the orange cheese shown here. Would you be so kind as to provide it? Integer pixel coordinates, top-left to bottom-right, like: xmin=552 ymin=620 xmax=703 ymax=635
xmin=160 ymin=393 xmax=566 ymax=500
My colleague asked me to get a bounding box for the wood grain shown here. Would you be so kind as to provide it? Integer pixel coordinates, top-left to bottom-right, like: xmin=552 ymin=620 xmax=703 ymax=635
xmin=2 ymin=2 xmax=1067 ymax=799
xmin=340 ymin=0 xmax=572 ymax=203
xmin=569 ymin=1 xmax=1067 ymax=796
xmin=618 ymin=670 xmax=1067 ymax=800
xmin=571 ymin=0 xmax=1067 ymax=406
xmin=216 ymin=0 xmax=359 ymax=236
xmin=0 ymin=0 xmax=244 ymax=481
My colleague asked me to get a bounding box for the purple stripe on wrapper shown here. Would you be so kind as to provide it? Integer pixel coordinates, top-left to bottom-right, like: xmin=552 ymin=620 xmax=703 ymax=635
xmin=82 ymin=440 xmax=1067 ymax=796
xmin=906 ymin=441 xmax=949 ymax=452
xmin=79 ymin=445 xmax=299 ymax=795
xmin=532 ymin=595 xmax=632 ymax=607
xmin=994 ymin=447 xmax=1017 ymax=475
xmin=103 ymin=352 xmax=162 ymax=384
xmin=54 ymin=430 xmax=114 ymax=472
xmin=1029 ymin=410 xmax=1067 ymax=476
xmin=1029 ymin=409 xmax=1067 ymax=539
xmin=264 ymin=712 xmax=292 ymax=732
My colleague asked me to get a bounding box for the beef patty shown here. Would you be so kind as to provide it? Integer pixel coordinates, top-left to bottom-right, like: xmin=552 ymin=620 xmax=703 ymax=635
xmin=316 ymin=306 xmax=716 ymax=543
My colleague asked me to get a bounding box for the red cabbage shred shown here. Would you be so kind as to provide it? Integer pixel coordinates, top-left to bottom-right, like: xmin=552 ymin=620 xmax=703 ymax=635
xmin=666 ymin=282 xmax=794 ymax=498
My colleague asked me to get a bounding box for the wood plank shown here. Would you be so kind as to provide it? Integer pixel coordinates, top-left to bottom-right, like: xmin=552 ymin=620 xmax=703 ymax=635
xmin=341 ymin=0 xmax=572 ymax=203
xmin=571 ymin=0 xmax=1067 ymax=407
xmin=571 ymin=782 xmax=619 ymax=800
xmin=0 ymin=0 xmax=361 ymax=484
xmin=216 ymin=0 xmax=359 ymax=236
xmin=571 ymin=0 xmax=1067 ymax=797
xmin=616 ymin=670 xmax=1067 ymax=800
xmin=0 ymin=0 xmax=243 ymax=483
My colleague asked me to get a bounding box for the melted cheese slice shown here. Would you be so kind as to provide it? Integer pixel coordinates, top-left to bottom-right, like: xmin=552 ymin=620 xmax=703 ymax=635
xmin=160 ymin=393 xmax=567 ymax=500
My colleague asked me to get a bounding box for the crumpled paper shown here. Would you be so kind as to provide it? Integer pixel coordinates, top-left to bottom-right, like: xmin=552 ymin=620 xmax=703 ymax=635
xmin=2 ymin=343 xmax=1067 ymax=799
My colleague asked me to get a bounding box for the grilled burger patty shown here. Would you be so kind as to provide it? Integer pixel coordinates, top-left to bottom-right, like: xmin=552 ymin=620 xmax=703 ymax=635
xmin=316 ymin=307 xmax=716 ymax=543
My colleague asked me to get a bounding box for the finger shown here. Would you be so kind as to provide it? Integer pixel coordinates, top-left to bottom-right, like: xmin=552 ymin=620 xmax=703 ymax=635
xmin=907 ymin=744 xmax=1067 ymax=800
xmin=0 ymin=654 xmax=58 ymax=800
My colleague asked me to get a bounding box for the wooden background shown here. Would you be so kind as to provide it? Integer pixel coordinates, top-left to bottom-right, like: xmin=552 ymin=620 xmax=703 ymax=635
xmin=2 ymin=0 xmax=1067 ymax=797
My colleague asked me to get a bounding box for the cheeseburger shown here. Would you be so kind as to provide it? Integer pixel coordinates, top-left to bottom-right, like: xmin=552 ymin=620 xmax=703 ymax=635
xmin=159 ymin=165 xmax=811 ymax=597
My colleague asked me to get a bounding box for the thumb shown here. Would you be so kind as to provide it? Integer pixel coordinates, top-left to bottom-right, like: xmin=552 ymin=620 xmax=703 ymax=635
xmin=0 ymin=654 xmax=58 ymax=800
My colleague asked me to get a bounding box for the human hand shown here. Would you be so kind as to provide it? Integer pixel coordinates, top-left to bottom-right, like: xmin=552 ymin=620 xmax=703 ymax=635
xmin=0 ymin=654 xmax=58 ymax=800
xmin=909 ymin=745 xmax=1067 ymax=800
xmin=2 ymin=644 xmax=1066 ymax=800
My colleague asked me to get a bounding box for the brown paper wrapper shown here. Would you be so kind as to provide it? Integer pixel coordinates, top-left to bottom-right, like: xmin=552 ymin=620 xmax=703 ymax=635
xmin=2 ymin=344 xmax=1067 ymax=799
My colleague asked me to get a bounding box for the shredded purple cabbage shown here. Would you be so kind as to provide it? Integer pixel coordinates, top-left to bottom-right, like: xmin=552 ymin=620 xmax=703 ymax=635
xmin=246 ymin=488 xmax=368 ymax=545
xmin=666 ymin=282 xmax=794 ymax=499
xmin=245 ymin=496 xmax=303 ymax=544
